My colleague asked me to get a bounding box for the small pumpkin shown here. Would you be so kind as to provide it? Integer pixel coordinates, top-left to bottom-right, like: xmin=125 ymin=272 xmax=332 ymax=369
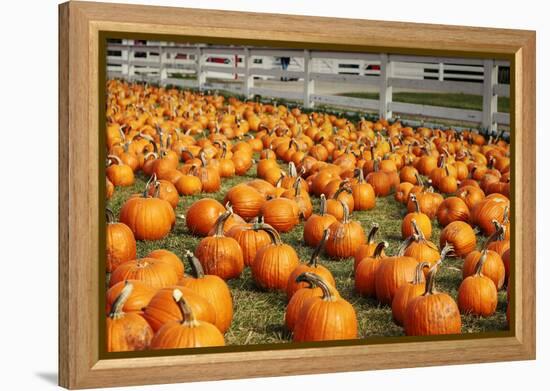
xmin=293 ymin=272 xmax=357 ymax=342
xmin=147 ymin=249 xmax=184 ymax=280
xmin=325 ymin=202 xmax=366 ymax=259
xmin=463 ymin=247 xmax=505 ymax=290
xmin=224 ymin=183 xmax=265 ymax=221
xmin=436 ymin=196 xmax=470 ymax=227
xmin=399 ymin=220 xmax=440 ymax=266
xmin=106 ymin=154 xmax=135 ymax=187
xmin=185 ymin=198 xmax=225 ymax=237
xmin=107 ymin=282 xmax=154 ymax=352
xmin=355 ymin=241 xmax=388 ymax=297
xmin=195 ymin=209 xmax=244 ymax=280
xmin=392 ymin=261 xmax=430 ymax=326
xmin=150 ymin=289 xmax=224 ymax=349
xmin=106 ymin=208 xmax=137 ymax=273
xmin=109 ymin=257 xmax=179 ymax=289
xmin=402 ymin=193 xmax=432 ymax=239
xmin=351 ymin=168 xmax=376 ymax=210
xmin=404 ymin=258 xmax=462 ymax=336
xmin=226 ymin=216 xmax=271 ymax=267
xmin=303 ymin=194 xmax=337 ymax=247
xmin=119 ymin=182 xmax=175 ymax=241
xmin=286 ymin=229 xmax=336 ymax=300
xmin=106 ymin=279 xmax=157 ymax=314
xmin=439 ymin=221 xmax=477 ymax=257
xmin=458 ymin=251 xmax=498 ymax=316
xmin=251 ymin=223 xmax=300 ymax=291
xmin=285 ymin=278 xmax=323 ymax=332
xmin=353 ymin=223 xmax=385 ymax=270
xmin=179 ymin=251 xmax=233 ymax=333
xmin=260 ymin=197 xmax=300 ymax=233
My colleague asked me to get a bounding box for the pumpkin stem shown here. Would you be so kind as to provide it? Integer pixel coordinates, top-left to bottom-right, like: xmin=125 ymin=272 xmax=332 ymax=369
xmin=354 ymin=168 xmax=365 ymax=184
xmin=288 ymin=161 xmax=298 ymax=178
xmin=333 ymin=182 xmax=352 ymax=199
xmin=367 ymin=223 xmax=380 ymax=244
xmin=106 ymin=208 xmax=116 ymax=224
xmin=502 ymin=205 xmax=510 ymax=225
xmin=109 ymin=281 xmax=133 ymax=319
xmin=340 ymin=201 xmax=351 ymax=224
xmin=414 ymin=172 xmax=424 ymax=187
xmin=295 ymin=272 xmax=336 ymax=302
xmin=410 ymin=219 xmax=426 ymax=241
xmin=490 ymin=219 xmax=506 ymax=242
xmin=199 ymin=151 xmax=208 ymax=167
xmin=107 ymin=154 xmax=122 ymax=166
xmin=308 ymin=228 xmax=330 ymax=267
xmin=293 ymin=177 xmax=303 ymax=197
xmin=410 ymin=193 xmax=421 ymax=214
xmin=184 ymin=250 xmax=205 ymax=279
xmin=373 ymin=241 xmax=388 ymax=258
xmin=213 ymin=208 xmax=233 ymax=237
xmin=473 ymin=249 xmax=489 ymax=276
xmin=172 ymin=289 xmax=199 ymax=327
xmin=319 ymin=194 xmax=328 ymax=216
xmin=143 ymin=173 xmax=158 ymax=197
xmin=413 ymin=261 xmax=430 ymax=284
xmin=251 ymin=222 xmax=283 ymax=245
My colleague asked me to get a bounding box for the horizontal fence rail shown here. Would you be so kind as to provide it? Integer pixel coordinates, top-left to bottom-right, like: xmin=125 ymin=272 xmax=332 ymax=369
xmin=106 ymin=41 xmax=510 ymax=131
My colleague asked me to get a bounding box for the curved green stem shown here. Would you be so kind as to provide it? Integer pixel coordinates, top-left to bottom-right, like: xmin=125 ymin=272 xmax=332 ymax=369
xmin=172 ymin=289 xmax=198 ymax=327
xmin=307 ymin=228 xmax=329 ymax=267
xmin=295 ymin=272 xmax=336 ymax=302
xmin=109 ymin=281 xmax=133 ymax=319
xmin=184 ymin=250 xmax=205 ymax=279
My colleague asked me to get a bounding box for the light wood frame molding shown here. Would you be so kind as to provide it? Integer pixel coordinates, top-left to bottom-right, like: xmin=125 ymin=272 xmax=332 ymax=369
xmin=59 ymin=1 xmax=536 ymax=389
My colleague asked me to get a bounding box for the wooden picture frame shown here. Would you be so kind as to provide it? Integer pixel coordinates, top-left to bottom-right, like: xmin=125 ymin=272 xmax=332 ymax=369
xmin=59 ymin=1 xmax=536 ymax=389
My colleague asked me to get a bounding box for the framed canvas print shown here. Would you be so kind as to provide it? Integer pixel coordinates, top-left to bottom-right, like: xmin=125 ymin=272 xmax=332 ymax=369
xmin=58 ymin=1 xmax=536 ymax=389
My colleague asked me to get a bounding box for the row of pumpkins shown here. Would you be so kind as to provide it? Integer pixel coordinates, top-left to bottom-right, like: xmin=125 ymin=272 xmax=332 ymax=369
xmin=105 ymin=80 xmax=511 ymax=352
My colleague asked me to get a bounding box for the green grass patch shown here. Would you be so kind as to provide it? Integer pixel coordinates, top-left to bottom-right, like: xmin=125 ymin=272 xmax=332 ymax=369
xmin=340 ymin=92 xmax=510 ymax=113
xmin=107 ymin=165 xmax=508 ymax=345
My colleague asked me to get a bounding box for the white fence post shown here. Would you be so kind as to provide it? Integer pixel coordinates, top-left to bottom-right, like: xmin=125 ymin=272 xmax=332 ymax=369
xmin=127 ymin=43 xmax=135 ymax=81
xmin=159 ymin=46 xmax=168 ymax=86
xmin=120 ymin=43 xmax=129 ymax=77
xmin=438 ymin=62 xmax=444 ymax=81
xmin=303 ymin=49 xmax=314 ymax=108
xmin=244 ymin=47 xmax=254 ymax=98
xmin=196 ymin=47 xmax=205 ymax=91
xmin=379 ymin=53 xmax=393 ymax=119
xmin=482 ymin=59 xmax=498 ymax=133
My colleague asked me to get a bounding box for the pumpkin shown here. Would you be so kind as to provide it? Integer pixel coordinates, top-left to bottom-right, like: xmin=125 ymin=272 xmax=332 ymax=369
xmin=325 ymin=202 xmax=366 ymax=259
xmin=404 ymin=259 xmax=462 ymax=336
xmin=142 ymin=286 xmax=216 ymax=332
xmin=400 ymin=220 xmax=440 ymax=266
xmin=180 ymin=251 xmax=233 ymax=333
xmin=106 ymin=154 xmax=135 ymax=186
xmin=436 ymin=196 xmax=470 ymax=227
xmin=150 ymin=289 xmax=224 ymax=349
xmin=402 ymin=193 xmax=432 ymax=239
xmin=325 ymin=183 xmax=354 ymax=220
xmin=439 ymin=221 xmax=477 ymax=257
xmin=106 ymin=177 xmax=114 ymax=199
xmin=147 ymin=249 xmax=184 ymax=280
xmin=195 ymin=209 xmax=244 ymax=280
xmin=366 ymin=159 xmax=393 ymax=196
xmin=146 ymin=175 xmax=179 ymax=209
xmin=185 ymin=198 xmax=225 ymax=237
xmin=175 ymin=166 xmax=202 ymax=195
xmin=457 ymin=185 xmax=485 ymax=210
xmin=406 ymin=188 xmax=443 ymax=219
xmin=285 ymin=279 xmax=323 ymax=332
xmin=282 ymin=179 xmax=313 ymax=220
xmin=196 ymin=151 xmax=221 ymax=192
xmin=224 ymin=183 xmax=265 ymax=221
xmin=486 ymin=220 xmax=510 ymax=256
xmin=303 ymin=194 xmax=337 ymax=247
xmin=392 ymin=261 xmax=430 ymax=325
xmin=286 ymin=229 xmax=336 ymax=300
xmin=471 ymin=197 xmax=509 ymax=236
xmin=463 ymin=248 xmax=505 ymax=290
xmin=355 ymin=241 xmax=388 ymax=297
xmin=106 ymin=282 xmax=154 ymax=352
xmin=351 ymin=169 xmax=376 ymax=210
xmin=119 ymin=182 xmax=175 ymax=241
xmin=458 ymin=250 xmax=498 ymax=316
xmin=293 ymin=272 xmax=357 ymax=341
xmin=106 ymin=279 xmax=157 ymax=314
xmin=375 ymin=252 xmax=420 ymax=305
xmin=106 ymin=208 xmax=137 ymax=273
xmin=226 ymin=216 xmax=271 ymax=267
xmin=109 ymin=257 xmax=179 ymax=289
xmin=260 ymin=197 xmax=300 ymax=233
xmin=353 ymin=223 xmax=385 ymax=270
xmin=251 ymin=223 xmax=300 ymax=290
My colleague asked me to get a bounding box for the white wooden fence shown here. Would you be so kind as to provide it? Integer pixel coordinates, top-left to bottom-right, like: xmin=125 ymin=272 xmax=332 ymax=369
xmin=107 ymin=41 xmax=510 ymax=132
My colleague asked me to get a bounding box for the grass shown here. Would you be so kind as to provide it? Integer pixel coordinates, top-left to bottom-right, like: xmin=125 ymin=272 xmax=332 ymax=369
xmin=107 ymin=164 xmax=508 ymax=345
xmin=339 ymin=92 xmax=510 ymax=113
